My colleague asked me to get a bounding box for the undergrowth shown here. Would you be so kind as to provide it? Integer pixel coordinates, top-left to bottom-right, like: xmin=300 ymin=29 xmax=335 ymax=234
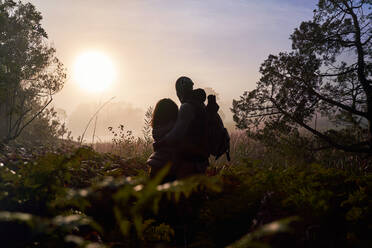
xmin=0 ymin=146 xmax=371 ymax=247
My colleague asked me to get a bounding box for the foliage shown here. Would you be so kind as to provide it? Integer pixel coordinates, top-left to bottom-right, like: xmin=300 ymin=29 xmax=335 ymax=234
xmin=227 ymin=217 xmax=300 ymax=248
xmin=15 ymin=107 xmax=69 ymax=148
xmin=107 ymin=124 xmax=153 ymax=162
xmin=143 ymin=106 xmax=154 ymax=145
xmin=232 ymin=0 xmax=372 ymax=153
xmin=0 ymin=145 xmax=371 ymax=247
xmin=0 ymin=0 xmax=66 ymax=143
xmin=1 ymin=1 xmax=370 ymax=247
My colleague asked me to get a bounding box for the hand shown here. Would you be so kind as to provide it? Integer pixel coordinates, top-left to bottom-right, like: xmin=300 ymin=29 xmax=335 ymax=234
xmin=207 ymin=94 xmax=216 ymax=104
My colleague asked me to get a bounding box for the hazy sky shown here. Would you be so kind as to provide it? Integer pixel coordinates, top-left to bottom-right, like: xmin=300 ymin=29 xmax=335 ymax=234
xmin=28 ymin=0 xmax=318 ymax=140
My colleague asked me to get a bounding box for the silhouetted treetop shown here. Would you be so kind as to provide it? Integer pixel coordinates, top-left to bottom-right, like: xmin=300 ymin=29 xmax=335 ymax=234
xmin=0 ymin=0 xmax=66 ymax=143
xmin=232 ymin=0 xmax=372 ymax=153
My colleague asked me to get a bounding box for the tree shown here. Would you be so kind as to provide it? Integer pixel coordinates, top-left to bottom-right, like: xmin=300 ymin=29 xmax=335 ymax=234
xmin=0 ymin=0 xmax=66 ymax=143
xmin=232 ymin=0 xmax=372 ymax=153
xmin=17 ymin=107 xmax=69 ymax=148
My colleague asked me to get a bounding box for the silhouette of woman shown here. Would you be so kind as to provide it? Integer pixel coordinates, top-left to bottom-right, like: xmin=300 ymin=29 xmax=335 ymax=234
xmin=147 ymin=98 xmax=179 ymax=182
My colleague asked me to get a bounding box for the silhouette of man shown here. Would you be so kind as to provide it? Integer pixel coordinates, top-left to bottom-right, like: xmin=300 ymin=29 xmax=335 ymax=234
xmin=155 ymin=76 xmax=209 ymax=178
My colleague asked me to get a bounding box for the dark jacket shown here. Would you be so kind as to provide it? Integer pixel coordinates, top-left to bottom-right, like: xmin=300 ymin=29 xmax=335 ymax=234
xmin=146 ymin=121 xmax=176 ymax=172
xmin=147 ymin=100 xmax=209 ymax=180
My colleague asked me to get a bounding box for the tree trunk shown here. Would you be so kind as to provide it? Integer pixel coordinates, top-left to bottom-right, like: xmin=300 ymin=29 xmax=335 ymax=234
xmin=0 ymin=103 xmax=10 ymax=143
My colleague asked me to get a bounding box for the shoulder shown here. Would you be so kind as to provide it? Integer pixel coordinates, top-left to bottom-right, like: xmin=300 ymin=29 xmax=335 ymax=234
xmin=180 ymin=102 xmax=194 ymax=112
xmin=152 ymin=121 xmax=175 ymax=141
xmin=179 ymin=102 xmax=195 ymax=119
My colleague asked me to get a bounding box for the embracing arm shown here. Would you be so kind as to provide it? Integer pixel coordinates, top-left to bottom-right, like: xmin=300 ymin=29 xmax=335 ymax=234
xmin=162 ymin=103 xmax=194 ymax=144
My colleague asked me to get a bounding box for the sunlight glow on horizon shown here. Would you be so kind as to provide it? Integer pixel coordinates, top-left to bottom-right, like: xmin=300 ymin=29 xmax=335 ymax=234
xmin=73 ymin=51 xmax=116 ymax=93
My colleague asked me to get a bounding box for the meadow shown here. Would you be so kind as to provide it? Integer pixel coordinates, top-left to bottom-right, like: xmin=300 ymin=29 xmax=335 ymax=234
xmin=0 ymin=129 xmax=370 ymax=248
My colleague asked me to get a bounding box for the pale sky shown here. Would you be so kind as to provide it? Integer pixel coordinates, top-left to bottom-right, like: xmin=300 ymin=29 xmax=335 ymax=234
xmin=28 ymin=0 xmax=318 ymax=140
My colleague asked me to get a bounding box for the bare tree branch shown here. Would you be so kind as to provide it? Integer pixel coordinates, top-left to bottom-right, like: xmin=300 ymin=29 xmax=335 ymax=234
xmin=9 ymin=96 xmax=53 ymax=141
xmin=271 ymin=97 xmax=370 ymax=153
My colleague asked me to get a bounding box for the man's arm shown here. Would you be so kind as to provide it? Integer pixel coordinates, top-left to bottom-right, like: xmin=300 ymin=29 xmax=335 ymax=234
xmin=162 ymin=103 xmax=194 ymax=144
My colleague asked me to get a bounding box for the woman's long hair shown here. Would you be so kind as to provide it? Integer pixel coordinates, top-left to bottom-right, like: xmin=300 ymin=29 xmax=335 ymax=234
xmin=152 ymin=98 xmax=178 ymax=128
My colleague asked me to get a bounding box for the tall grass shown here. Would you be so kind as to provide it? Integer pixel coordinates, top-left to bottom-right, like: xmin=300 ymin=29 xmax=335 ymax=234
xmin=93 ymin=129 xmax=265 ymax=168
xmin=91 ymin=124 xmax=371 ymax=173
xmin=94 ymin=139 xmax=152 ymax=162
xmin=210 ymin=131 xmax=265 ymax=167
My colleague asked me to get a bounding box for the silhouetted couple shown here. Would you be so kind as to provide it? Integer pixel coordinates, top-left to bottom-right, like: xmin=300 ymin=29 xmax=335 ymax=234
xmin=147 ymin=76 xmax=230 ymax=182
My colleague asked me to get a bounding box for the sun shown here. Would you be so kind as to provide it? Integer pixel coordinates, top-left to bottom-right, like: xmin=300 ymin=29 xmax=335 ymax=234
xmin=73 ymin=51 xmax=116 ymax=92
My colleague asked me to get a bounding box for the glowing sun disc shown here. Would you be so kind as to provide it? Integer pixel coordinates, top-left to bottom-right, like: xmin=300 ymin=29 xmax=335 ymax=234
xmin=73 ymin=51 xmax=116 ymax=92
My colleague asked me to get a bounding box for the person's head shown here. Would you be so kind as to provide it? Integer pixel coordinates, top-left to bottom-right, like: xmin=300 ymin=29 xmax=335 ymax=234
xmin=152 ymin=98 xmax=178 ymax=128
xmin=175 ymin=76 xmax=194 ymax=103
xmin=193 ymin=88 xmax=206 ymax=103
